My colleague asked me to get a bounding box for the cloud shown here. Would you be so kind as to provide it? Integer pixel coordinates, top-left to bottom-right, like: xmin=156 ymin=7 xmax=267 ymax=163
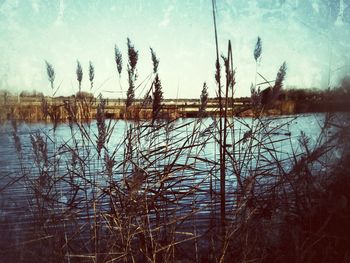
xmin=31 ymin=0 xmax=39 ymax=13
xmin=159 ymin=4 xmax=174 ymax=28
xmin=54 ymin=0 xmax=65 ymax=26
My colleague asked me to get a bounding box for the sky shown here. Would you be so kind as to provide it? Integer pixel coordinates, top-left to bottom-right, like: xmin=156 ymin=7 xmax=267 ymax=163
xmin=0 ymin=0 xmax=349 ymax=99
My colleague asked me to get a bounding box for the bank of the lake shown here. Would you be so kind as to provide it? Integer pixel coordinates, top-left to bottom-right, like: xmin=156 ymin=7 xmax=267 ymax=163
xmin=1 ymin=94 xmax=350 ymax=123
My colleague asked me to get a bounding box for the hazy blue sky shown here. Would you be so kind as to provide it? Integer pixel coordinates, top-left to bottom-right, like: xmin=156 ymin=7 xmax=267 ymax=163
xmin=0 ymin=0 xmax=349 ymax=98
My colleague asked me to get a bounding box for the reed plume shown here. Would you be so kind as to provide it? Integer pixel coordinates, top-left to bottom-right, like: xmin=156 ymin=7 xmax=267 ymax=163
xmin=114 ymin=45 xmax=123 ymax=76
xmin=45 ymin=61 xmax=55 ymax=91
xmin=126 ymin=38 xmax=138 ymax=108
xmin=150 ymin=47 xmax=159 ymax=74
xmin=76 ymin=60 xmax=83 ymax=93
xmin=150 ymin=48 xmax=163 ymax=121
xmin=273 ymin=61 xmax=287 ymax=97
xmin=199 ymin=82 xmax=209 ymax=117
xmin=254 ymin=36 xmax=262 ymax=62
xmin=89 ymin=61 xmax=94 ymax=90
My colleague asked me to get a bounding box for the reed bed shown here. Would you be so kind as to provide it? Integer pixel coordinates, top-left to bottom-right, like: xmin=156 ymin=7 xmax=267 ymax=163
xmin=1 ymin=104 xmax=349 ymax=262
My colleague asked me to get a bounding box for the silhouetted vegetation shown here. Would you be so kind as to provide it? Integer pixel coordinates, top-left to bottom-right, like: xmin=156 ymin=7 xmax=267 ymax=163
xmin=89 ymin=61 xmax=94 ymax=90
xmin=76 ymin=60 xmax=83 ymax=93
xmin=278 ymin=84 xmax=350 ymax=112
xmin=260 ymin=62 xmax=287 ymax=106
xmin=150 ymin=48 xmax=163 ymax=121
xmin=45 ymin=60 xmax=55 ymax=91
xmin=126 ymin=38 xmax=138 ymax=108
xmin=198 ymin=82 xmax=209 ymax=117
xmin=254 ymin=36 xmax=262 ymax=62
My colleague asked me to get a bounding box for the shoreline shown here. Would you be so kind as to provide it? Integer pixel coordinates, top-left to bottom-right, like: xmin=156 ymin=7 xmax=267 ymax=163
xmin=1 ymin=96 xmax=349 ymax=123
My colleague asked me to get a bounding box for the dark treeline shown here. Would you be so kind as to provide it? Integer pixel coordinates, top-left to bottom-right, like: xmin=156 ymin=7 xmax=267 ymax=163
xmin=277 ymin=81 xmax=350 ymax=112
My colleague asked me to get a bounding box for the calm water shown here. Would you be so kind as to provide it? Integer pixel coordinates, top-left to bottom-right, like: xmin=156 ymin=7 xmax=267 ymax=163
xmin=0 ymin=113 xmax=348 ymax=253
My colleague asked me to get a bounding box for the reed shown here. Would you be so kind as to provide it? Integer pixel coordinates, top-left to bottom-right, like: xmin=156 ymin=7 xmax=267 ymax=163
xmin=126 ymin=38 xmax=138 ymax=108
xmin=45 ymin=61 xmax=55 ymax=93
xmin=76 ymin=60 xmax=83 ymax=93
xmin=89 ymin=61 xmax=95 ymax=91
xmin=198 ymin=82 xmax=209 ymax=118
xmin=150 ymin=48 xmax=163 ymax=122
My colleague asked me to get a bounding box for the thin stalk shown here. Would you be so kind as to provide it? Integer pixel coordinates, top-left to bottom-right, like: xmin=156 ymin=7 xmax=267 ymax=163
xmin=211 ymin=0 xmax=225 ymax=231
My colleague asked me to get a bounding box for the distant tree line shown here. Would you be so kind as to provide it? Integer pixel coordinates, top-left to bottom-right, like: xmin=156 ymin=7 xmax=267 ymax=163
xmin=276 ymin=77 xmax=350 ymax=112
xmin=19 ymin=90 xmax=44 ymax=98
xmin=279 ymin=81 xmax=350 ymax=102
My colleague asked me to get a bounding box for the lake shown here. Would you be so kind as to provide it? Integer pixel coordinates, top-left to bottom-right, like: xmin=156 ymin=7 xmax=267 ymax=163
xmin=0 ymin=113 xmax=349 ymax=261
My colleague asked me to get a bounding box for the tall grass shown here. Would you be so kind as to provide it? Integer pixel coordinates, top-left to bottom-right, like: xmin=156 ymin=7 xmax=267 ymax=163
xmin=76 ymin=61 xmax=83 ymax=94
xmin=126 ymin=38 xmax=138 ymax=109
